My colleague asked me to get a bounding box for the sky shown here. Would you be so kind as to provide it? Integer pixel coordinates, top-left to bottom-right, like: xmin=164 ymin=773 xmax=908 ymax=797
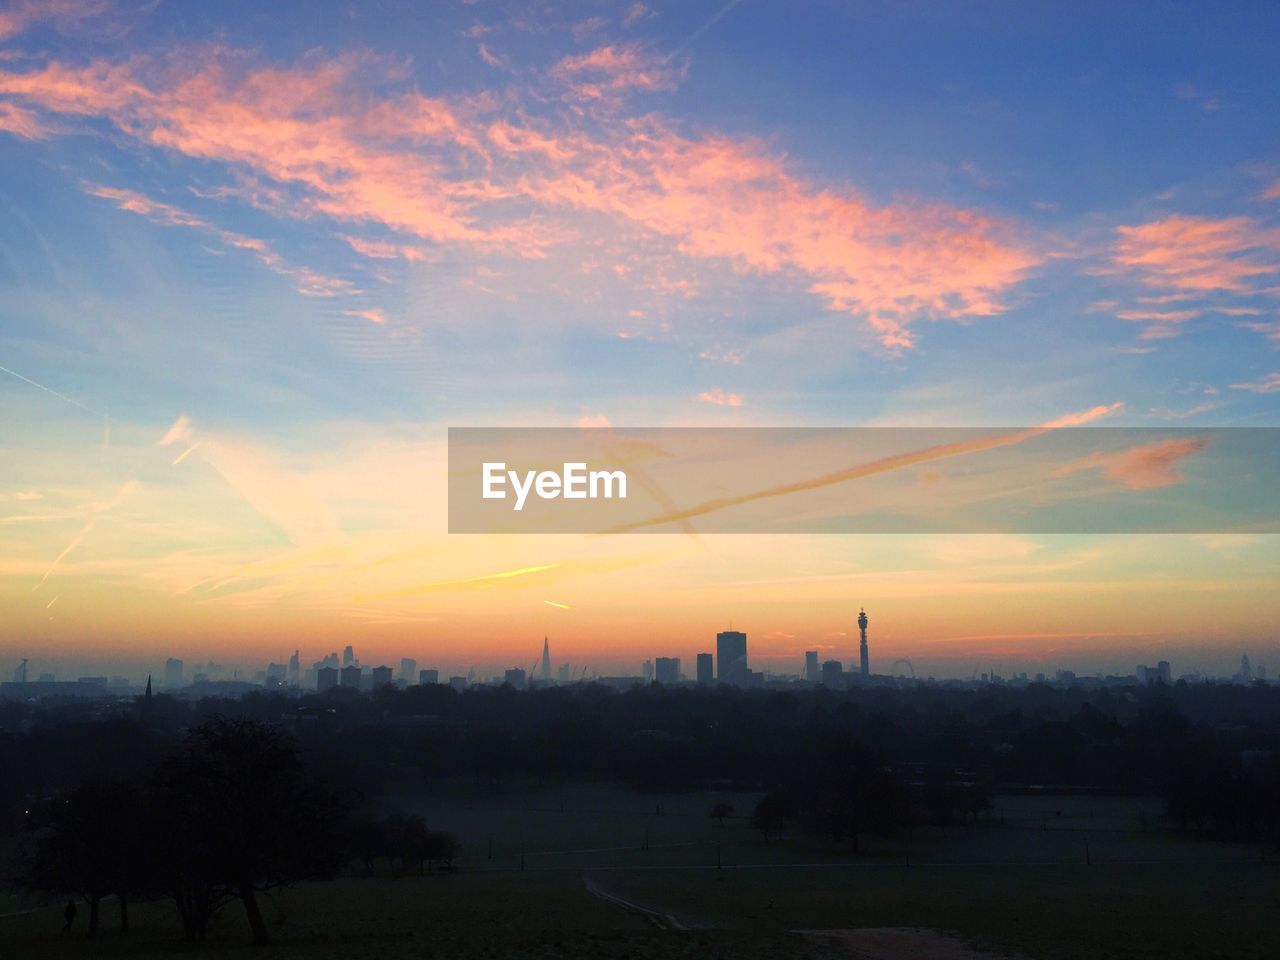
xmin=1 ymin=0 xmax=1278 ymax=682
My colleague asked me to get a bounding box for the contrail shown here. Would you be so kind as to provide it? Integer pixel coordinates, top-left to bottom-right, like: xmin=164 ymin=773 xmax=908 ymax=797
xmin=172 ymin=441 xmax=200 ymax=465
xmin=0 ymin=362 xmax=102 ymax=416
xmin=606 ymin=403 xmax=1124 ymax=533
xmin=669 ymin=0 xmax=748 ymax=59
xmin=543 ymin=599 xmax=572 ymax=610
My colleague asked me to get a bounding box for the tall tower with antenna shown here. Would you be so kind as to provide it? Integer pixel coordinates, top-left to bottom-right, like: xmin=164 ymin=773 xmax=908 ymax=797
xmin=858 ymin=609 xmax=869 ymax=677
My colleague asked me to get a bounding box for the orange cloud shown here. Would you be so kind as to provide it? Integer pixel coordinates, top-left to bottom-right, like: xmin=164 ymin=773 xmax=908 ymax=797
xmin=1051 ymin=436 xmax=1208 ymax=490
xmin=697 ymin=388 xmax=742 ymax=407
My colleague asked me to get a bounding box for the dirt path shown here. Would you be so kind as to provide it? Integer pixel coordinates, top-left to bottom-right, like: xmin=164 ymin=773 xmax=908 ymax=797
xmin=799 ymin=928 xmax=1020 ymax=960
xmin=582 ymin=872 xmax=689 ymax=930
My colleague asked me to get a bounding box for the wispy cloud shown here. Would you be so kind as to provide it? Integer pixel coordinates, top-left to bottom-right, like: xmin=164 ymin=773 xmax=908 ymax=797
xmin=83 ymin=183 xmax=362 ymax=298
xmin=1106 ymin=215 xmax=1280 ymax=340
xmin=1051 ymin=436 xmax=1209 ymax=490
xmin=697 ymin=388 xmax=743 ymax=407
xmin=0 ymin=0 xmax=107 ymax=41
xmin=1230 ymin=372 xmax=1280 ymax=394
xmin=0 ymin=42 xmax=1041 ymax=351
xmin=549 ymin=43 xmax=683 ymax=100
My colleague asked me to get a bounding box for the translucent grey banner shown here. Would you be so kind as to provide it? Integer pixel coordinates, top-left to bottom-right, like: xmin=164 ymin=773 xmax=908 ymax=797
xmin=448 ymin=427 xmax=1280 ymax=534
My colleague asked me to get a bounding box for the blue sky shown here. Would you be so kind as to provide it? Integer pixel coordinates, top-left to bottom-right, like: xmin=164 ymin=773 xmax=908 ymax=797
xmin=0 ymin=1 xmax=1277 ymax=678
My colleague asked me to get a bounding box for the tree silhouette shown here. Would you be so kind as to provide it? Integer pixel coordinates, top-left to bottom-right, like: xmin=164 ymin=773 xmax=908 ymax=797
xmin=23 ymin=778 xmax=148 ymax=938
xmin=709 ymin=801 xmax=733 ymax=827
xmin=149 ymin=717 xmax=345 ymax=944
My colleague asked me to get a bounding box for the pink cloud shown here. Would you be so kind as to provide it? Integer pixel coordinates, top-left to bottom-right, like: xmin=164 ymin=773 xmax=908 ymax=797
xmin=476 ymin=43 xmax=507 ymax=69
xmin=0 ymin=43 xmax=1041 ymax=349
xmin=1106 ymin=215 xmax=1280 ymax=341
xmin=1052 ymin=436 xmax=1208 ymax=490
xmin=0 ymin=0 xmax=106 ymax=41
xmin=344 ymin=308 xmax=387 ymax=325
xmin=697 ymin=388 xmax=743 ymax=407
xmin=575 ymin=413 xmax=610 ymax=427
xmin=549 ymin=43 xmax=683 ymax=100
xmin=1113 ymin=215 xmax=1280 ymax=295
xmin=339 ymin=234 xmax=428 ymax=263
xmin=623 ymin=4 xmax=656 ymax=28
xmin=1230 ymin=372 xmax=1280 ymax=394
xmin=0 ymin=99 xmax=49 ymax=138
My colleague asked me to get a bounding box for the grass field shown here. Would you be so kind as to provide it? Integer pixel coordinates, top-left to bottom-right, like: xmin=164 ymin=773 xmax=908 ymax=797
xmin=3 ymin=784 xmax=1276 ymax=959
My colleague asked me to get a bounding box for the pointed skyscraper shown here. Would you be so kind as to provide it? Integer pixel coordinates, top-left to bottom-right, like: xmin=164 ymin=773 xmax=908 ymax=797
xmin=858 ymin=608 xmax=869 ymax=677
xmin=540 ymin=636 xmax=551 ymax=681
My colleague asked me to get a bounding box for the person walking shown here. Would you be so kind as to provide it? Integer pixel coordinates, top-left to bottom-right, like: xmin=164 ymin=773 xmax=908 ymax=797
xmin=62 ymin=899 xmax=77 ymax=935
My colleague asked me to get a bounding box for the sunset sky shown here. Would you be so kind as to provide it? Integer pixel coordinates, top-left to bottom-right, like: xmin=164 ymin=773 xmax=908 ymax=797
xmin=1 ymin=0 xmax=1278 ymax=681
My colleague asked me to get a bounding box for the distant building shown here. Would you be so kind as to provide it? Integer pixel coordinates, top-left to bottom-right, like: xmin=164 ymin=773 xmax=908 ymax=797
xmin=164 ymin=657 xmax=183 ymax=688
xmin=371 ymin=665 xmax=394 ymax=688
xmin=504 ymin=668 xmax=527 ymax=688
xmin=654 ymin=657 xmax=681 ymax=684
xmin=716 ymin=631 xmax=748 ymax=685
xmin=821 ymin=660 xmax=844 ymax=685
xmin=419 ymin=669 xmax=439 ymax=685
xmin=857 ymin=608 xmax=870 ymax=677
xmin=11 ymin=659 xmax=28 ymax=683
xmin=696 ymin=652 xmax=713 ymax=684
xmin=288 ymin=649 xmax=300 ymax=686
xmin=449 ymin=676 xmax=468 ymax=691
xmin=1241 ymin=654 xmax=1253 ymax=682
xmin=558 ymin=663 xmax=571 ymax=683
xmin=38 ymin=672 xmax=55 ymax=683
xmin=804 ymin=651 xmax=819 ymax=682
xmin=340 ymin=664 xmax=362 ymax=689
xmin=343 ymin=645 xmax=355 ymax=667
xmin=1157 ymin=660 xmax=1171 ymax=684
xmin=540 ymin=637 xmax=552 ymax=681
xmin=317 ymin=666 xmax=338 ymax=691
xmin=400 ymin=658 xmax=417 ymax=683
xmin=266 ymin=662 xmax=287 ymax=685
xmin=642 ymin=659 xmax=654 ymax=682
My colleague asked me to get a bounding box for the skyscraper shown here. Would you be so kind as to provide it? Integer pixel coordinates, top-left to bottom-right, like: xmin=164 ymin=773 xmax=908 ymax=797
xmin=400 ymin=657 xmax=417 ymax=683
xmin=288 ymin=649 xmax=300 ymax=686
xmin=317 ymin=666 xmax=338 ymax=691
xmin=655 ymin=657 xmax=681 ymax=684
xmin=696 ymin=652 xmax=713 ymax=684
xmin=343 ymin=645 xmax=355 ymax=666
xmin=804 ymin=650 xmax=819 ymax=682
xmin=164 ymin=657 xmax=184 ymax=688
xmin=716 ymin=631 xmax=747 ymax=685
xmin=371 ymin=665 xmax=393 ymax=688
xmin=857 ymin=608 xmax=869 ymax=677
xmin=540 ymin=636 xmax=551 ymax=681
